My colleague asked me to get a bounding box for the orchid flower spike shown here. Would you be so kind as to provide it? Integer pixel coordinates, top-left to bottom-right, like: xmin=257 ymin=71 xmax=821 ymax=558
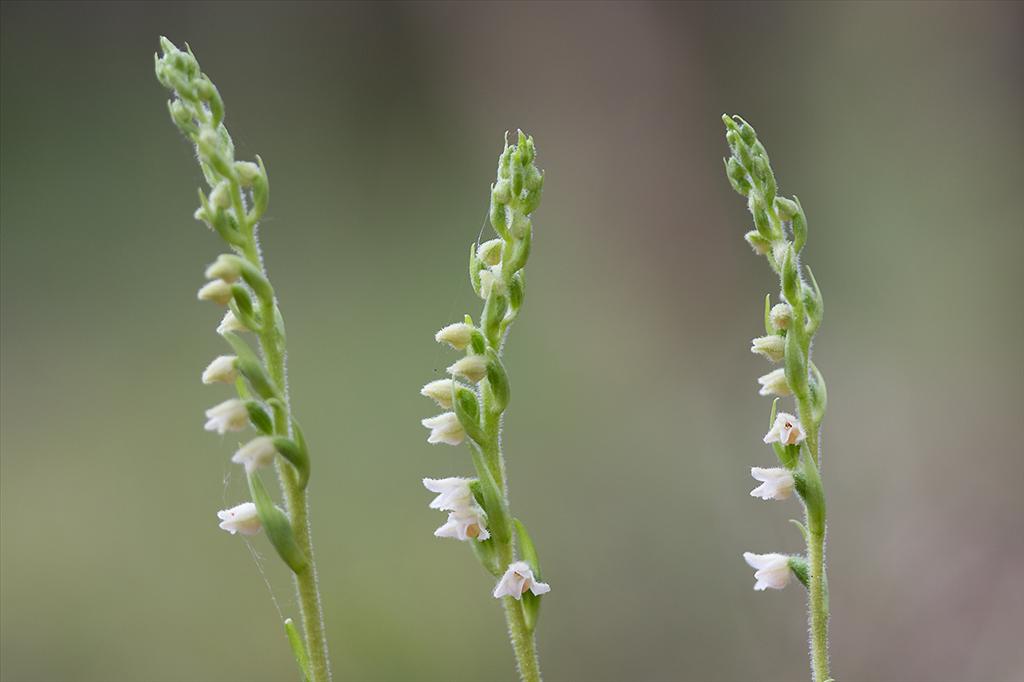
xmin=763 ymin=412 xmax=806 ymax=446
xmin=749 ymin=467 xmax=795 ymax=501
xmin=743 ymin=552 xmax=792 ymax=591
xmin=493 ymin=561 xmax=551 ymax=600
xmin=217 ymin=502 xmax=262 ymax=536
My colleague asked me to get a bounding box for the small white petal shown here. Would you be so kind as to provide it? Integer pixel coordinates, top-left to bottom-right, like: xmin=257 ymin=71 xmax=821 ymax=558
xmin=204 ymin=399 xmax=249 ymax=435
xmin=749 ymin=467 xmax=795 ymax=501
xmin=763 ymin=412 xmax=806 ymax=446
xmin=231 ymin=436 xmax=277 ymax=473
xmin=422 ymin=477 xmax=474 ymax=510
xmin=421 ymin=412 xmax=466 ymax=446
xmin=743 ymin=552 xmax=791 ymax=591
xmin=447 ymin=355 xmax=488 ymax=384
xmin=435 ymin=323 xmax=474 ymax=350
xmin=202 ymin=355 xmax=238 ymax=384
xmin=217 ymin=502 xmax=262 ymax=536
xmin=757 ymin=368 xmax=791 ymax=397
xmin=420 ymin=379 xmax=456 ymax=409
xmin=197 ymin=279 xmax=233 ymax=305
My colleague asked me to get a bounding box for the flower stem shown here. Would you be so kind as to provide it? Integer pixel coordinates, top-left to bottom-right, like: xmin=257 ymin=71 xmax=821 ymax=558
xmin=241 ymin=238 xmax=332 ymax=682
xmin=502 ymin=595 xmax=542 ymax=682
xmin=801 ymin=425 xmax=829 ymax=682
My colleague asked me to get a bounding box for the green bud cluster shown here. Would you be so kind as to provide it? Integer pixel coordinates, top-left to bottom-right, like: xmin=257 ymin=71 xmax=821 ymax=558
xmin=723 ymin=115 xmax=832 ymax=682
xmin=156 ymin=38 xmax=329 ymax=681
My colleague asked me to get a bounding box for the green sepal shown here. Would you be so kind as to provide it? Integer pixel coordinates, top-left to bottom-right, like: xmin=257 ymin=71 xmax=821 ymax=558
xmin=247 ymin=470 xmax=308 ymax=573
xmin=469 ymin=447 xmax=511 ymax=545
xmin=752 ymin=203 xmax=773 ymax=240
xmin=725 ymin=157 xmax=751 ymax=195
xmin=231 ymin=285 xmax=255 ymax=321
xmin=452 ymin=384 xmax=487 ymax=446
xmin=484 ymin=348 xmax=510 ymax=414
xmin=809 ymin=361 xmax=827 ymax=423
xmin=753 ymin=156 xmax=776 ymax=204
xmin=520 ymin=181 xmax=543 ymax=215
xmin=273 ymin=435 xmax=309 ymax=489
xmin=781 ymin=245 xmax=800 ymax=306
xmin=783 ymin=327 xmax=808 ymax=401
xmin=283 ymin=618 xmax=312 ymax=682
xmin=490 ymin=196 xmax=509 ymax=240
xmin=763 ymin=294 xmax=773 ymax=336
xmin=794 ymin=447 xmax=826 ymax=535
xmin=222 ymin=332 xmax=279 ymax=400
xmin=508 ymin=272 xmax=524 ymax=313
xmin=237 ymin=258 xmax=274 ymax=304
xmin=467 ymin=482 xmax=501 ymax=576
xmin=244 ymin=400 xmax=274 ymax=435
xmin=804 ymin=265 xmax=823 ymax=334
xmin=789 ymin=518 xmax=811 ymax=545
xmin=482 ymin=289 xmax=508 ymax=348
xmin=228 ymin=297 xmax=260 ymax=332
xmin=506 ymin=223 xmax=531 ymax=274
xmin=469 ymin=328 xmax=486 ymax=356
xmin=791 ymin=196 xmax=807 ymax=254
xmin=787 ymin=555 xmax=810 ymax=590
xmin=515 ymin=518 xmax=544 ymax=633
xmin=251 ymin=155 xmax=269 ymax=221
xmin=735 ymin=116 xmax=757 ymax=145
xmin=469 ymin=242 xmax=483 ymax=296
xmin=194 ymin=77 xmax=224 ymax=129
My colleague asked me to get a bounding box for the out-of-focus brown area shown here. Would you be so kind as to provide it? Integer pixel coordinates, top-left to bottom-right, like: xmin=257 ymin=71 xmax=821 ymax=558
xmin=2 ymin=2 xmax=1022 ymax=680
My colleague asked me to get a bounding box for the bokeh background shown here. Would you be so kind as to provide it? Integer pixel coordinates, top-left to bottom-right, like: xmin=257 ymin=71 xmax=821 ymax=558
xmin=2 ymin=2 xmax=1022 ymax=681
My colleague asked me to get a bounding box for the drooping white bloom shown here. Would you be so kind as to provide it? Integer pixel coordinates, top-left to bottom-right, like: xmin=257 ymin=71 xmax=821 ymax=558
xmin=421 ymin=412 xmax=466 ymax=446
xmin=204 ymin=254 xmax=242 ymax=283
xmin=231 ymin=436 xmax=277 ymax=473
xmin=204 ymin=398 xmax=249 ymax=435
xmin=420 ymin=379 xmax=455 ymax=409
xmin=202 ymin=355 xmax=238 ymax=384
xmin=217 ymin=309 xmax=248 ymax=335
xmin=757 ymin=368 xmax=791 ymax=396
xmin=435 ymin=323 xmax=474 ymax=350
xmin=750 ymin=335 xmax=785 ymax=362
xmin=423 ymin=477 xmax=475 ymax=511
xmin=477 ymin=238 xmax=504 ymax=266
xmin=434 ymin=508 xmax=491 ymax=541
xmin=447 ymin=355 xmax=488 ymax=384
xmin=493 ymin=561 xmax=551 ymax=600
xmin=197 ymin=279 xmax=233 ymax=305
xmin=743 ymin=552 xmax=792 ymax=591
xmin=749 ymin=467 xmax=795 ymax=501
xmin=217 ymin=502 xmax=262 ymax=536
xmin=763 ymin=412 xmax=805 ymax=446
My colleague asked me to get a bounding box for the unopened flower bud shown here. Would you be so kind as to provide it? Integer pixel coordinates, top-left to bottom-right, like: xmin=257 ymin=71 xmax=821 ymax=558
xmin=775 ymin=196 xmax=799 ymax=220
xmin=493 ymin=561 xmax=551 ymax=600
xmin=197 ymin=279 xmax=233 ymax=305
xmin=769 ymin=303 xmax=792 ymax=330
xmin=217 ymin=502 xmax=262 ymax=536
xmin=234 ymin=161 xmax=261 ymax=186
xmin=420 ymin=379 xmax=456 ymax=409
xmin=477 ymin=239 xmax=504 ymax=266
xmin=447 ymin=355 xmax=488 ymax=384
xmin=231 ymin=436 xmax=278 ymax=473
xmin=217 ymin=310 xmax=248 ymax=335
xmin=743 ymin=552 xmax=791 ymax=591
xmin=421 ymin=412 xmax=466 ymax=446
xmin=204 ymin=254 xmax=242 ymax=283
xmin=204 ymin=398 xmax=249 ymax=434
xmin=757 ymin=368 xmax=791 ymax=396
xmin=202 ymin=355 xmax=238 ymax=384
xmin=749 ymin=467 xmax=795 ymax=501
xmin=745 ymin=231 xmax=771 ymax=255
xmin=209 ymin=181 xmax=231 ymax=209
xmin=750 ymin=335 xmax=785 ymax=362
xmin=492 ymin=179 xmax=511 ymax=204
xmin=763 ymin=412 xmax=805 ymax=446
xmin=435 ymin=323 xmax=474 ymax=350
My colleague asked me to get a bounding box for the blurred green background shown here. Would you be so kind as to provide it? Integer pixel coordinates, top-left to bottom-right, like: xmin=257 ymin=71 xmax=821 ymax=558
xmin=2 ymin=2 xmax=1022 ymax=680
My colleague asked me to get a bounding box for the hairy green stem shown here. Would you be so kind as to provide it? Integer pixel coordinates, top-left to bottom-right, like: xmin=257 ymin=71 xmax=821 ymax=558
xmin=502 ymin=595 xmax=542 ymax=682
xmin=237 ymin=237 xmax=331 ymax=682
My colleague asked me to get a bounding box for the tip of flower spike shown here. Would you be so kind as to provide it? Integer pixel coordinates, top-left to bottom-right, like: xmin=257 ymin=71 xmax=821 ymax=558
xmin=159 ymin=36 xmax=177 ymax=55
